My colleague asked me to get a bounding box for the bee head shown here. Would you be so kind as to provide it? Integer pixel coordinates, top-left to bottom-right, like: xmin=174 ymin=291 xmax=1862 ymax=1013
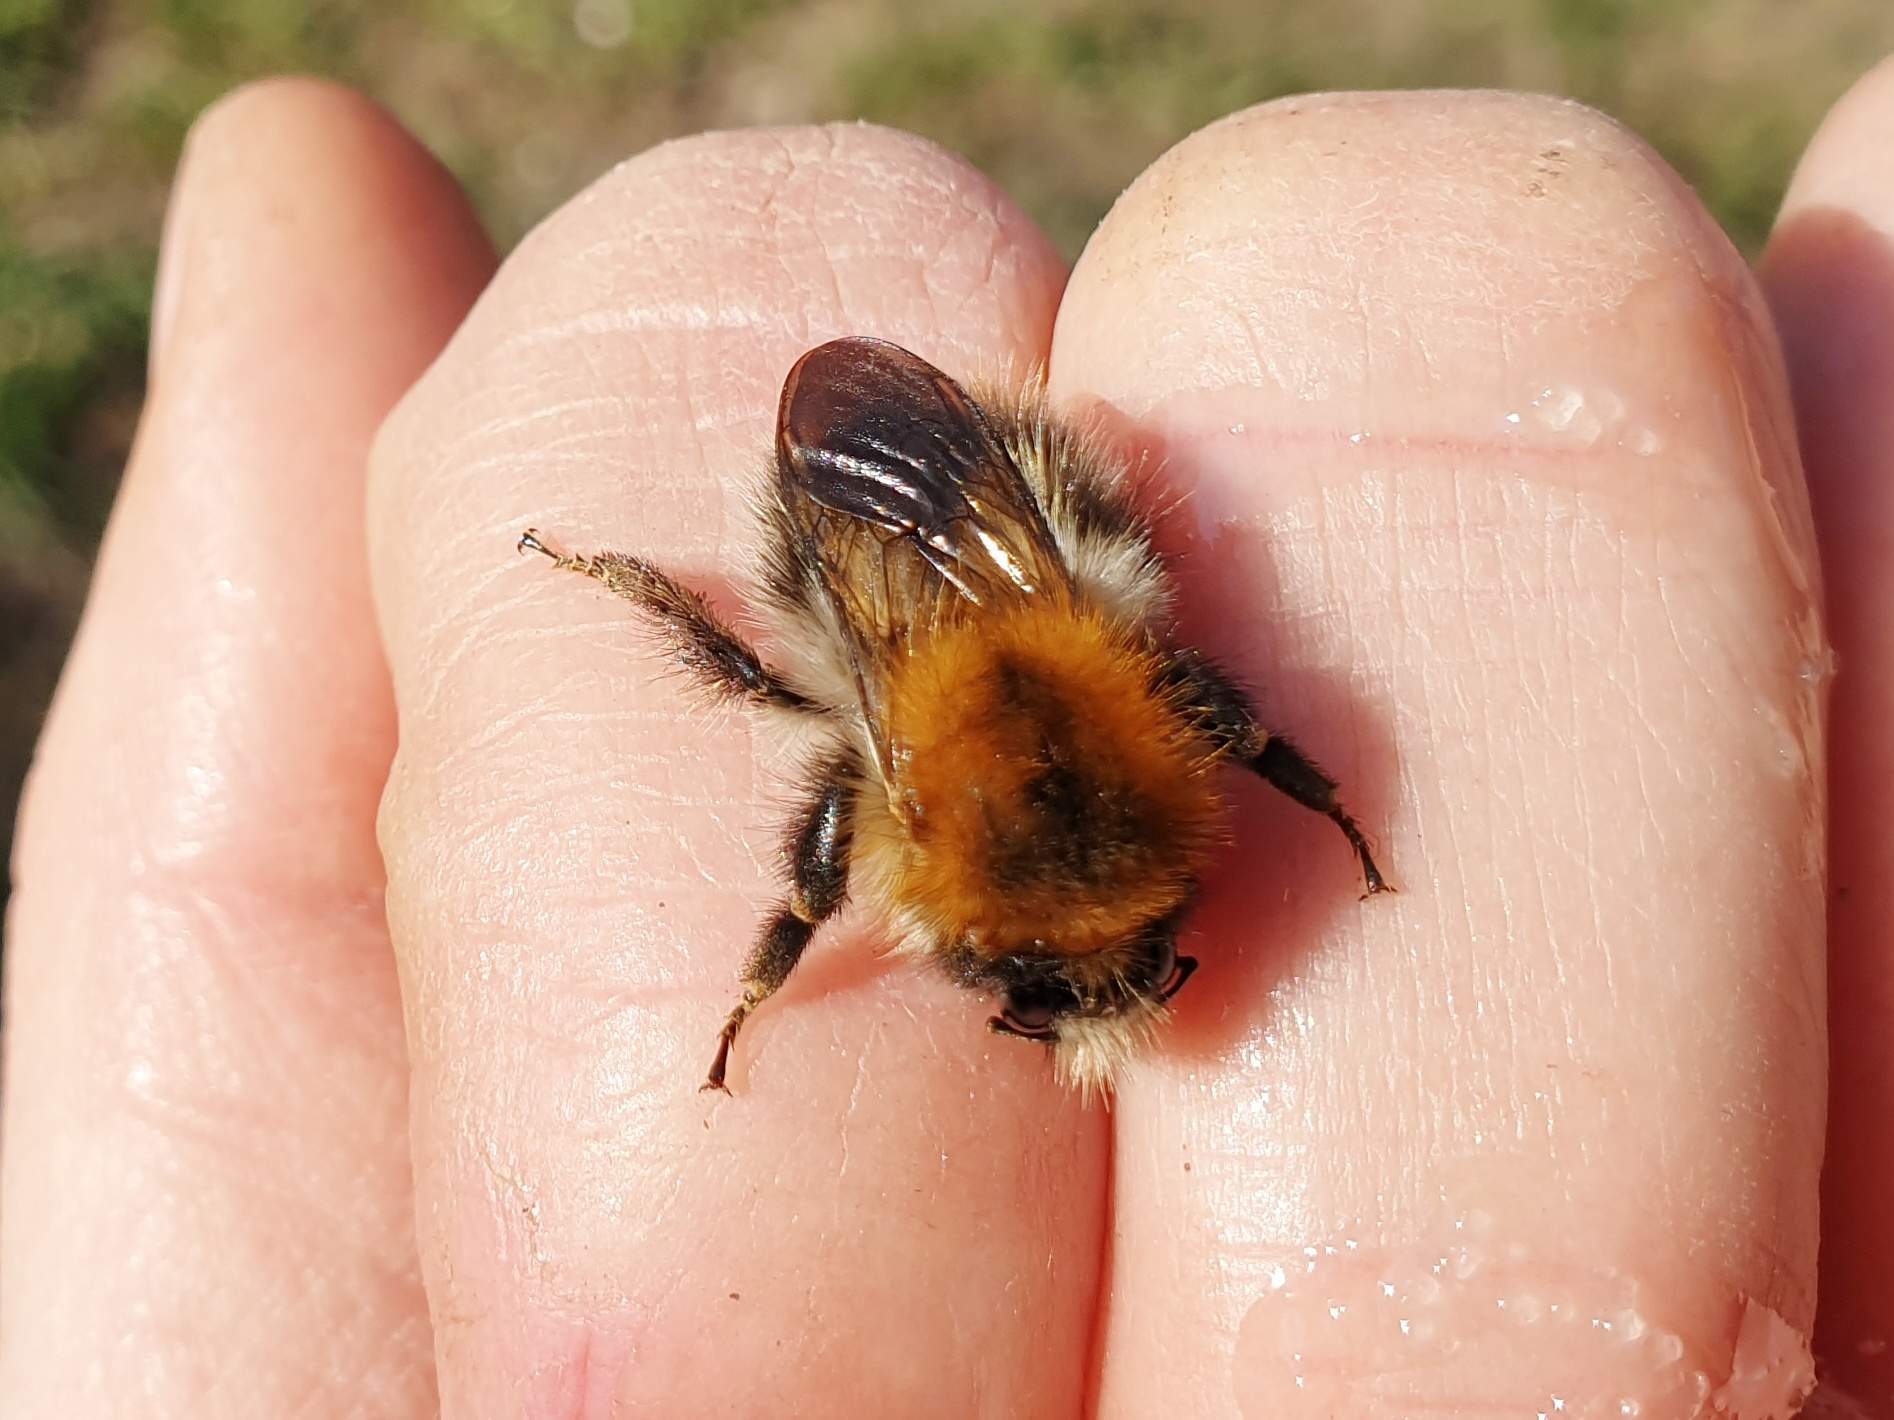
xmin=983 ymin=926 xmax=1198 ymax=1093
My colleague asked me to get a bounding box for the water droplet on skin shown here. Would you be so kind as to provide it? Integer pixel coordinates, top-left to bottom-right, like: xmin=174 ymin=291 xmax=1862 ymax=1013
xmin=1234 ymin=1226 xmax=1814 ymax=1418
xmin=1498 ymin=380 xmax=1664 ymax=456
xmin=1527 ymin=383 xmax=1605 ymax=445
xmin=1540 ymin=385 xmax=1586 ymax=431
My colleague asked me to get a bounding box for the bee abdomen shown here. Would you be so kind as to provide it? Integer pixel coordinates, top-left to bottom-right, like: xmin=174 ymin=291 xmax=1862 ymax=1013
xmin=882 ymin=600 xmax=1226 ymax=957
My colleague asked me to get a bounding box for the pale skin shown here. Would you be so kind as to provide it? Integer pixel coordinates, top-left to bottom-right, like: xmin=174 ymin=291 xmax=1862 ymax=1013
xmin=3 ymin=66 xmax=1893 ymax=1419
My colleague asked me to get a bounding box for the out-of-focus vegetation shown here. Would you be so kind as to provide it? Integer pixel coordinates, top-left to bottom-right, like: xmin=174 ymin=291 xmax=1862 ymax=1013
xmin=2 ymin=0 xmax=1890 ymax=894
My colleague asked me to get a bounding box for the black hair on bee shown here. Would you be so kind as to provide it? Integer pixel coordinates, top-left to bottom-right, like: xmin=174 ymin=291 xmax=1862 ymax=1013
xmin=519 ymin=337 xmax=1390 ymax=1097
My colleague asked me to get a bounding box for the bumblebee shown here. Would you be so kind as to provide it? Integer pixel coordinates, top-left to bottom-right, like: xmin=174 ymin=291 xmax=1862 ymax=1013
xmin=519 ymin=337 xmax=1388 ymax=1095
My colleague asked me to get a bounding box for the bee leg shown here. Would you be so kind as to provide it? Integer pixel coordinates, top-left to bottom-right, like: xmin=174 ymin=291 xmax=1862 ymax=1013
xmin=518 ymin=528 xmax=815 ymax=713
xmin=1164 ymin=649 xmax=1391 ymax=896
xmin=703 ymin=762 xmax=856 ymax=1092
xmin=1249 ymin=736 xmax=1392 ymax=898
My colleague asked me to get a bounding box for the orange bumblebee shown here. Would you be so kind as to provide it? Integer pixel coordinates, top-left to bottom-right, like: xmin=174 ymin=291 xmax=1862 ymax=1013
xmin=520 ymin=337 xmax=1389 ymax=1095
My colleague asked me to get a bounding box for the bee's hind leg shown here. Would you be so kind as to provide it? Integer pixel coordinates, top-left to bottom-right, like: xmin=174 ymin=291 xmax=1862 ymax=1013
xmin=517 ymin=528 xmax=815 ymax=713
xmin=1163 ymin=649 xmax=1391 ymax=897
xmin=1249 ymin=735 xmax=1391 ymax=897
xmin=704 ymin=756 xmax=857 ymax=1092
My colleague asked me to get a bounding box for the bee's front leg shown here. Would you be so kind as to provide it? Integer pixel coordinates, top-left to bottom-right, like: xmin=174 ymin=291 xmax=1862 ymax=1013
xmin=703 ymin=757 xmax=857 ymax=1092
xmin=518 ymin=528 xmax=818 ymax=714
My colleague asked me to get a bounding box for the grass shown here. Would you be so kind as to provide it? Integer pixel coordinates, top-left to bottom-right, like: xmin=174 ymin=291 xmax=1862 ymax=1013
xmin=2 ymin=0 xmax=1890 ymax=898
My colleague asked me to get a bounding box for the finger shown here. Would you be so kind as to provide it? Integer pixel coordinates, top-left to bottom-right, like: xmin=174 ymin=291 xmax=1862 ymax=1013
xmin=1761 ymin=55 xmax=1894 ymax=1410
xmin=369 ymin=128 xmax=1085 ymax=1417
xmin=0 ymin=78 xmax=493 ymax=1416
xmin=1052 ymin=92 xmax=1826 ymax=1418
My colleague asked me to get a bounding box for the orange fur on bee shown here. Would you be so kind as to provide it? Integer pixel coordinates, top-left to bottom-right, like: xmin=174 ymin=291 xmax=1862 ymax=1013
xmin=878 ymin=599 xmax=1227 ymax=958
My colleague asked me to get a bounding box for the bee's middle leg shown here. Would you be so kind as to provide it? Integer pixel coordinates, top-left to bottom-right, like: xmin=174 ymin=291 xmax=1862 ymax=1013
xmin=518 ymin=529 xmax=813 ymax=712
xmin=703 ymin=760 xmax=856 ymax=1092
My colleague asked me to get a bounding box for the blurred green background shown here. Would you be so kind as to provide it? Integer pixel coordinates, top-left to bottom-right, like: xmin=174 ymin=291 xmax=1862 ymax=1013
xmin=2 ymin=0 xmax=1889 ymax=901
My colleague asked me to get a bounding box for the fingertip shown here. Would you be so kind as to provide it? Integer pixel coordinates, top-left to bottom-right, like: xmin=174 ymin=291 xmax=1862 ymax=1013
xmin=38 ymin=75 xmax=495 ymax=885
xmin=1761 ymin=61 xmax=1894 ymax=418
xmin=1057 ymin=90 xmax=1759 ymax=433
xmin=154 ymin=74 xmax=493 ymax=384
xmin=1773 ymin=54 xmax=1894 ymax=231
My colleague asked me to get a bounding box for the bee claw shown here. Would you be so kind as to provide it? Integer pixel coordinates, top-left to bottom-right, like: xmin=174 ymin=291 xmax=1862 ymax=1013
xmin=699 ymin=1078 xmax=733 ymax=1096
xmin=517 ymin=527 xmax=560 ymax=560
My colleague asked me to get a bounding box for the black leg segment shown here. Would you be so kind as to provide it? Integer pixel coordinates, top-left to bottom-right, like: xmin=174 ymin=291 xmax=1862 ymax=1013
xmin=1154 ymin=647 xmax=1259 ymax=753
xmin=1251 ymin=735 xmax=1391 ymax=897
xmin=702 ymin=759 xmax=857 ymax=1091
xmin=519 ymin=529 xmax=814 ymax=713
xmin=1159 ymin=649 xmax=1391 ymax=897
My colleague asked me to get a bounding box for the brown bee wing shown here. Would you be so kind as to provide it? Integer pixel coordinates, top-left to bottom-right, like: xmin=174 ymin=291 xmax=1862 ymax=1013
xmin=773 ymin=337 xmax=1071 ymax=770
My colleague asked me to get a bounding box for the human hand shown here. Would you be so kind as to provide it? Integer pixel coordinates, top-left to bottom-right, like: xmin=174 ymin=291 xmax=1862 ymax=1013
xmin=3 ymin=70 xmax=1891 ymax=1419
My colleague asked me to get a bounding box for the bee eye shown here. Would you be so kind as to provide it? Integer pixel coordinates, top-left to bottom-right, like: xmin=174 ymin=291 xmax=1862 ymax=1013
xmin=1002 ymin=994 xmax=1059 ymax=1034
xmin=1146 ymin=933 xmax=1177 ymax=988
xmin=989 ymin=983 xmax=1070 ymax=1040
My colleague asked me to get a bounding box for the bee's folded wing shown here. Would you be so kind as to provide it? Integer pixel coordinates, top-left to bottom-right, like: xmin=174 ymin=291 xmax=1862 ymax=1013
xmin=769 ymin=338 xmax=1073 ymax=771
